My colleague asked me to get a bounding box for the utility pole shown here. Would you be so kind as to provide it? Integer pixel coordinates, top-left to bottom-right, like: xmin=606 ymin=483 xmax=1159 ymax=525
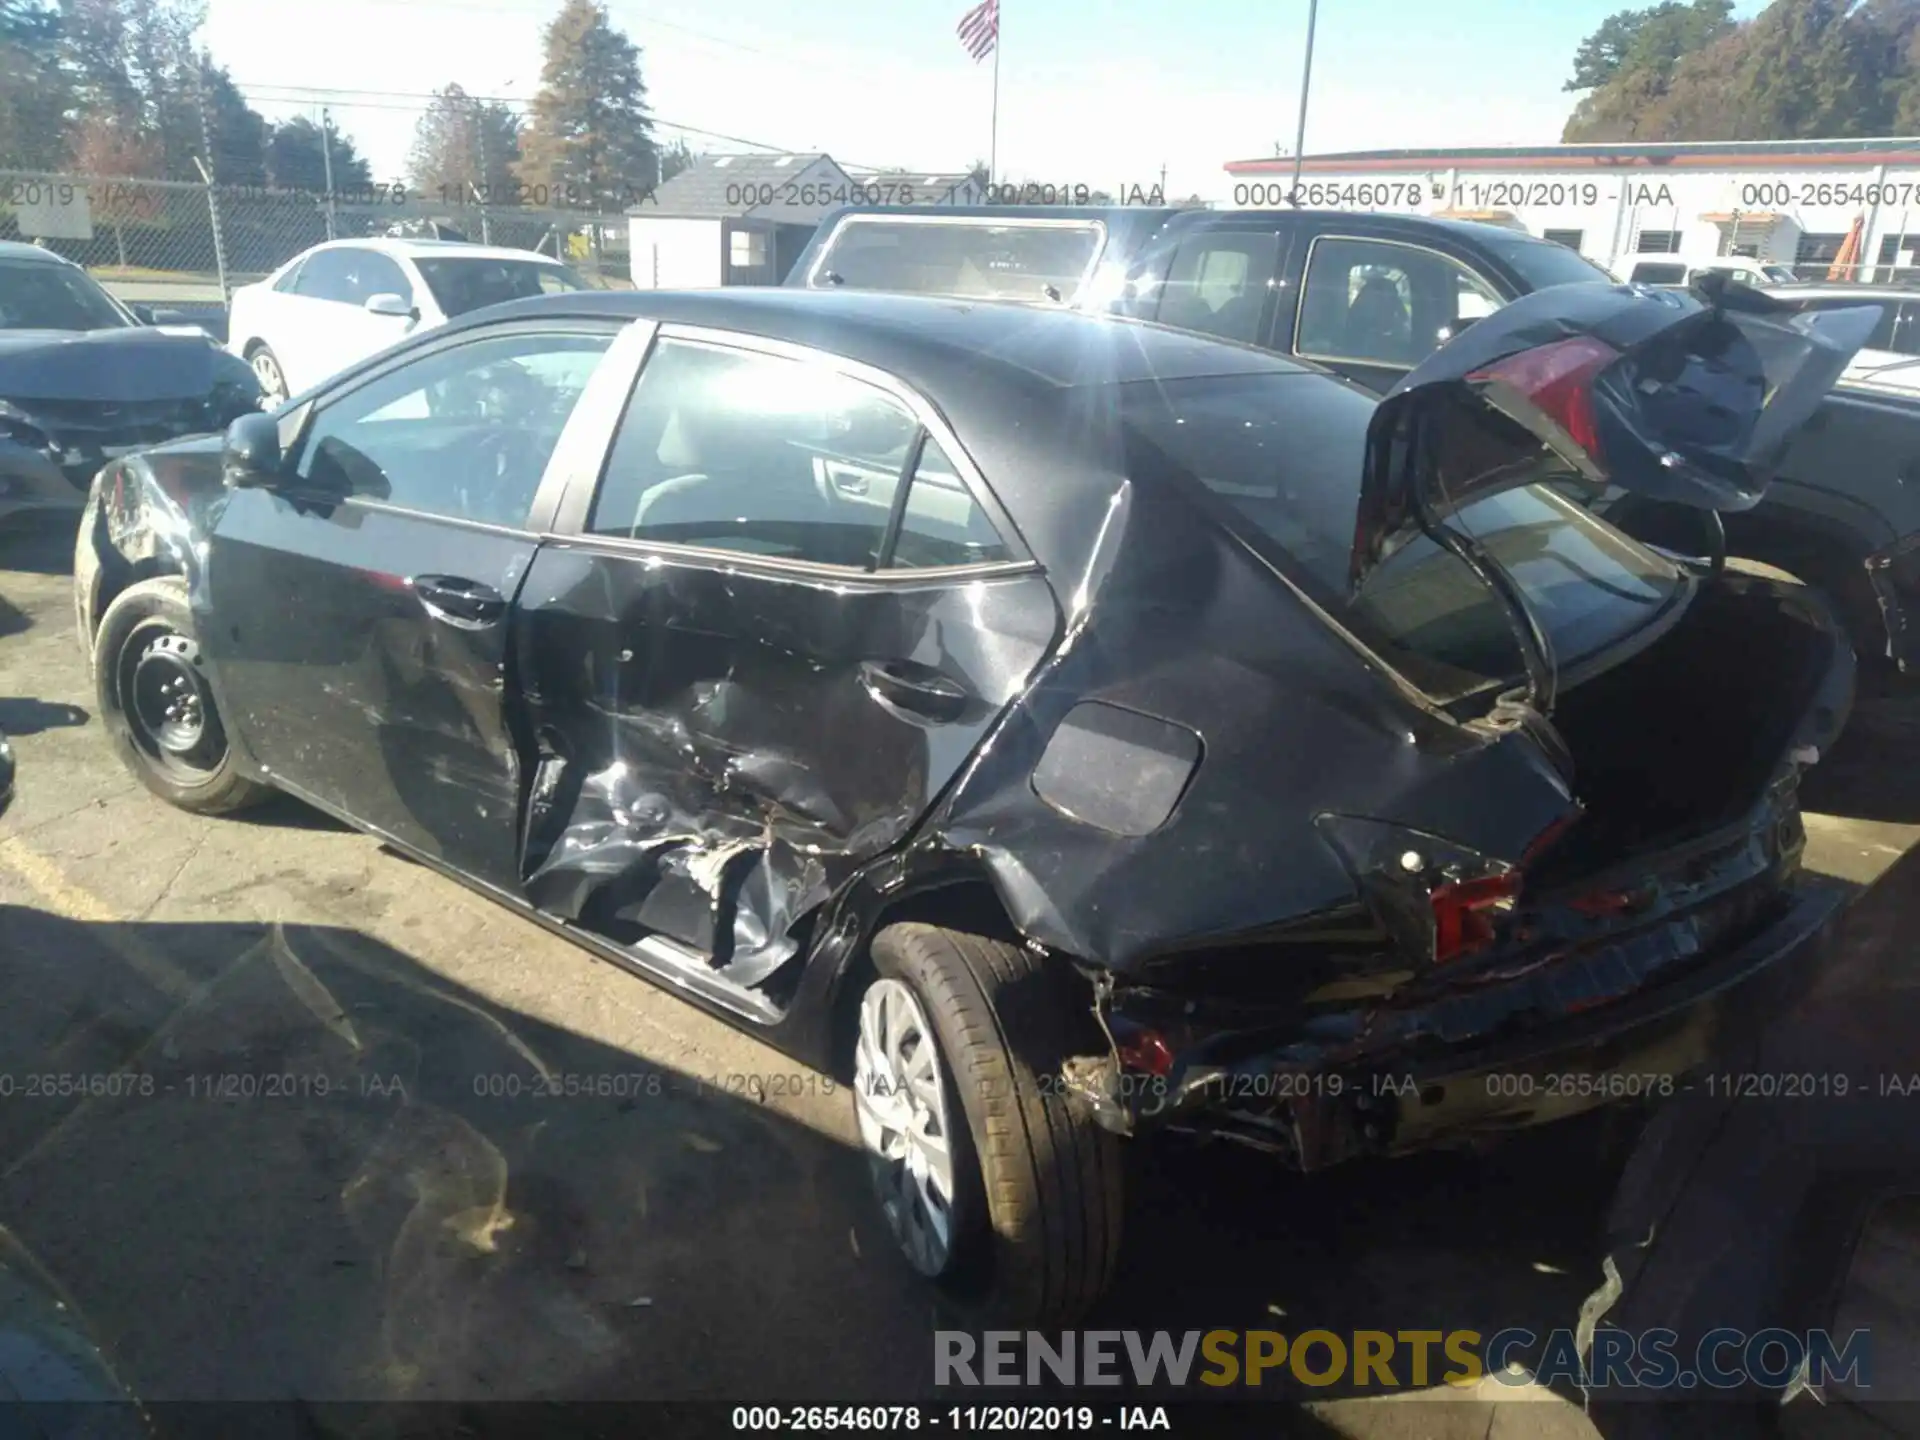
xmin=320 ymin=105 xmax=338 ymax=240
xmin=191 ymin=64 xmax=230 ymax=303
xmin=1288 ymin=0 xmax=1320 ymax=205
xmin=473 ymin=98 xmax=492 ymax=244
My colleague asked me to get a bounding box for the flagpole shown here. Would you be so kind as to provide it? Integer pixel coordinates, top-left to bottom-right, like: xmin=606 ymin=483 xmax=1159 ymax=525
xmin=989 ymin=2 xmax=1001 ymax=184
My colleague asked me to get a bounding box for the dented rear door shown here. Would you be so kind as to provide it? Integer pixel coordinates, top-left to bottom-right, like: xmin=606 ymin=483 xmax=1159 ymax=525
xmin=511 ymin=328 xmax=1056 ymax=991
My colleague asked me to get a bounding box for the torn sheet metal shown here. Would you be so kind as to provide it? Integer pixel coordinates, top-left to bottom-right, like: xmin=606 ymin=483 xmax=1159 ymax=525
xmin=512 ymin=544 xmax=1057 ymax=989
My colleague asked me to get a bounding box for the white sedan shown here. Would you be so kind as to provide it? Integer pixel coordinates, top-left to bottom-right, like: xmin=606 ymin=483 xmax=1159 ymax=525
xmin=227 ymin=238 xmax=589 ymax=404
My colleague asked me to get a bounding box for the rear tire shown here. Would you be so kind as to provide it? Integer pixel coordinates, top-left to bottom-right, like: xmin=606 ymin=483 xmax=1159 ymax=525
xmin=246 ymin=343 xmax=288 ymax=405
xmin=856 ymin=922 xmax=1126 ymax=1326
xmin=95 ymin=577 xmax=268 ymax=815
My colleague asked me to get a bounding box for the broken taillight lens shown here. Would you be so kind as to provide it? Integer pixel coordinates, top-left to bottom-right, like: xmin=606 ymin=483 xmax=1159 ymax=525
xmin=1115 ymin=1027 xmax=1174 ymax=1078
xmin=1467 ymin=335 xmax=1619 ymax=463
xmin=1430 ymin=871 xmax=1523 ymax=965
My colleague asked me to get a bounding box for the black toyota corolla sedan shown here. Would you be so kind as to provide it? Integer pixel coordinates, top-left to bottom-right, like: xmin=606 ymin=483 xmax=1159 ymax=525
xmin=73 ymin=284 xmax=1873 ymax=1323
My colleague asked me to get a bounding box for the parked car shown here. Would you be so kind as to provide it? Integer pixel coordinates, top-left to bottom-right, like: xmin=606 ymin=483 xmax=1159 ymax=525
xmin=226 ymin=238 xmax=591 ymax=405
xmin=794 ymin=206 xmax=1920 ymax=700
xmin=1763 ymin=281 xmax=1920 ymax=385
xmin=0 ymin=241 xmax=264 ymax=528
xmin=76 ymin=284 xmax=1870 ymax=1323
xmin=1619 ymin=257 xmax=1799 ymax=287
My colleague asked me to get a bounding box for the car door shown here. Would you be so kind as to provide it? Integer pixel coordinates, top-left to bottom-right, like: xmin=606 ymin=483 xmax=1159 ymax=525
xmin=272 ymin=247 xmax=363 ymax=392
xmin=201 ymin=316 xmax=630 ymax=892
xmin=324 ymin=248 xmax=421 ymax=376
xmin=510 ymin=327 xmax=1056 ymax=993
xmin=1290 ymin=232 xmax=1511 ymax=394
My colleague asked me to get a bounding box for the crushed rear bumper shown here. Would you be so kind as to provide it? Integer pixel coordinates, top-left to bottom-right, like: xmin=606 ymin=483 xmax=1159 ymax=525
xmin=1068 ymin=877 xmax=1848 ymax=1171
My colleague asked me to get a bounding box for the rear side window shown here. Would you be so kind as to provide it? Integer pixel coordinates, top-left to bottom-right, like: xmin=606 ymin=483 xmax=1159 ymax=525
xmin=1152 ymin=231 xmax=1281 ymax=345
xmin=809 ymin=219 xmax=1103 ymax=302
xmin=587 ymin=338 xmax=1013 ymax=570
xmin=1296 ymin=237 xmax=1506 ymax=368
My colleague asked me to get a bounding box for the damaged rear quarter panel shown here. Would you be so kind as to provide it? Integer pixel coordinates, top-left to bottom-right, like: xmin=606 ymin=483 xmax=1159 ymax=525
xmin=927 ymin=472 xmax=1579 ymax=974
xmin=509 ymin=539 xmax=1057 ymax=989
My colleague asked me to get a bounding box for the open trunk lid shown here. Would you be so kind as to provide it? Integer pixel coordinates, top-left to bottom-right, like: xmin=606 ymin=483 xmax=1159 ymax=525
xmin=1351 ymin=278 xmax=1882 ymax=709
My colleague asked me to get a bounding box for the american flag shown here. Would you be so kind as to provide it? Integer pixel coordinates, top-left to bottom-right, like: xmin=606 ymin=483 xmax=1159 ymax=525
xmin=956 ymin=0 xmax=999 ymax=61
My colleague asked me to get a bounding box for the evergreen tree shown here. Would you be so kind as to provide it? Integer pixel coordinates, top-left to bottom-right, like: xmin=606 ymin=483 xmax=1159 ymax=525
xmin=516 ymin=0 xmax=657 ymax=210
xmin=407 ymin=83 xmax=522 ymax=199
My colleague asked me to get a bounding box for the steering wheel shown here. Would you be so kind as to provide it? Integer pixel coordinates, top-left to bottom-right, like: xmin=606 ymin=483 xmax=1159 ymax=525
xmin=462 ymin=428 xmax=547 ymax=524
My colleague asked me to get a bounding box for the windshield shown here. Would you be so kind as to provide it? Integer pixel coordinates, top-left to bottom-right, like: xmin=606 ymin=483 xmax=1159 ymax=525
xmin=1490 ymin=236 xmax=1614 ymax=292
xmin=411 ymin=256 xmax=588 ymax=317
xmin=1113 ymin=372 xmax=1685 ymax=701
xmin=0 ymin=259 xmax=133 ymax=331
xmin=810 ymin=219 xmax=1104 ymax=302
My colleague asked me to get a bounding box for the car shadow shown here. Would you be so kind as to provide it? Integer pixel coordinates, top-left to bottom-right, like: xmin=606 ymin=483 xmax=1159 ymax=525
xmin=224 ymin=789 xmax=355 ymax=833
xmin=0 ymin=697 xmax=89 ymax=735
xmin=1799 ymin=716 xmax=1920 ymax=825
xmin=0 ymin=904 xmax=1614 ymax=1429
xmin=0 ymin=512 xmax=82 ymax=577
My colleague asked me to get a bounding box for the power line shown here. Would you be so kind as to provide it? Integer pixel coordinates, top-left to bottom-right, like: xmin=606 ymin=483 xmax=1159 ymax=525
xmin=232 ymin=81 xmax=903 ymax=169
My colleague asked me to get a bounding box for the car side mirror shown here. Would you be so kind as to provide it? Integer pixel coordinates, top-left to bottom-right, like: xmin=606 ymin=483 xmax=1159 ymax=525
xmin=222 ymin=412 xmax=284 ymax=489
xmin=365 ymin=292 xmax=417 ymax=320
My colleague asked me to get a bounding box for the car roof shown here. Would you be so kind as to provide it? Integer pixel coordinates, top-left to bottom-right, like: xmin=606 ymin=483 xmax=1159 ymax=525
xmin=308 ymin=238 xmax=568 ymax=265
xmin=0 ymin=241 xmax=76 ymax=265
xmin=470 ymin=287 xmax=1310 ymax=391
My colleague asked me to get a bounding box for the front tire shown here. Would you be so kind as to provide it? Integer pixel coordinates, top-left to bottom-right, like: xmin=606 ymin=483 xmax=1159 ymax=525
xmin=855 ymin=922 xmax=1125 ymax=1326
xmin=95 ymin=577 xmax=267 ymax=815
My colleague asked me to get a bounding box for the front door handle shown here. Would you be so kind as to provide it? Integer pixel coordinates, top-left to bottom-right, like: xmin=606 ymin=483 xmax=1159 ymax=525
xmin=859 ymin=660 xmax=972 ymax=722
xmin=412 ymin=573 xmax=506 ymax=627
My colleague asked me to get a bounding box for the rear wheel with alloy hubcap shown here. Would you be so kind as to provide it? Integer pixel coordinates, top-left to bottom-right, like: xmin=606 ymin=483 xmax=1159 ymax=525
xmin=854 ymin=922 xmax=1126 ymax=1326
xmin=247 ymin=344 xmax=289 ymax=405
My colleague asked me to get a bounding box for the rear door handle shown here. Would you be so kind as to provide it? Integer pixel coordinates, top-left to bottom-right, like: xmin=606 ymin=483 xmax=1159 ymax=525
xmin=412 ymin=573 xmax=506 ymax=627
xmin=859 ymin=660 xmax=972 ymax=722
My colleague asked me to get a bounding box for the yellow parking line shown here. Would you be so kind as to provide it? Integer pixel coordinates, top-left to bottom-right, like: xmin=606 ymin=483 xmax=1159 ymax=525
xmin=0 ymin=836 xmax=200 ymax=1001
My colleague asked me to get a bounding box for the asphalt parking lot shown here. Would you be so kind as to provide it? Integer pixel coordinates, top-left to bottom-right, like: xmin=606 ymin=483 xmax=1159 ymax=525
xmin=1 ymin=513 xmax=1916 ymax=1435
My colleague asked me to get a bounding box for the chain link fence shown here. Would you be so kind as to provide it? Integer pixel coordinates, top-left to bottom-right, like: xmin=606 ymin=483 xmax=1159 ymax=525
xmin=0 ymin=169 xmax=634 ymax=318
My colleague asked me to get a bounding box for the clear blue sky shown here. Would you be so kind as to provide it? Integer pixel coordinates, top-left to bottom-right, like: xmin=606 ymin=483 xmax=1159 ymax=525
xmin=201 ymin=0 xmax=1772 ymax=198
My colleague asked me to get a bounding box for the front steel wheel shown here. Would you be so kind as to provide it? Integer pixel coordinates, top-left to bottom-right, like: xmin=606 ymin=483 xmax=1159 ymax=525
xmin=855 ymin=977 xmax=960 ymax=1277
xmin=94 ymin=577 xmax=267 ymax=815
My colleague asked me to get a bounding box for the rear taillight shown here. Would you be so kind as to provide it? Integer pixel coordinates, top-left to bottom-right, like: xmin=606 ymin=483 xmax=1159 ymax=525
xmin=1430 ymin=871 xmax=1522 ymax=965
xmin=1115 ymin=1026 xmax=1174 ymax=1078
xmin=1466 ymin=335 xmax=1619 ymax=461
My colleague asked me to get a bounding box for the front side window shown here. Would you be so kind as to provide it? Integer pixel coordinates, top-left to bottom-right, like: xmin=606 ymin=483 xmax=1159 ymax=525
xmin=411 ymin=257 xmax=587 ymax=318
xmin=1111 ymin=372 xmax=1683 ymax=701
xmin=1153 ymin=231 xmax=1280 ymax=345
xmin=293 ymin=328 xmax=613 ymax=526
xmin=292 ymin=250 xmax=360 ymax=304
xmin=0 ymin=259 xmax=131 ymax=330
xmin=587 ymin=337 xmax=1012 ymax=569
xmin=1296 ymin=237 xmax=1506 ymax=368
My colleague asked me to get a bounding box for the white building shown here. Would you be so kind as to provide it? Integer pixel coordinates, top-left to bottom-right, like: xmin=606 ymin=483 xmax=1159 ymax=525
xmin=627 ymin=155 xmax=985 ymax=289
xmin=1222 ymin=138 xmax=1920 ymax=282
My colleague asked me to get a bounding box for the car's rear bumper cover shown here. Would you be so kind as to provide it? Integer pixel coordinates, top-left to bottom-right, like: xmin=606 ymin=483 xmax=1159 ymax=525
xmin=1072 ymin=877 xmax=1848 ymax=1171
